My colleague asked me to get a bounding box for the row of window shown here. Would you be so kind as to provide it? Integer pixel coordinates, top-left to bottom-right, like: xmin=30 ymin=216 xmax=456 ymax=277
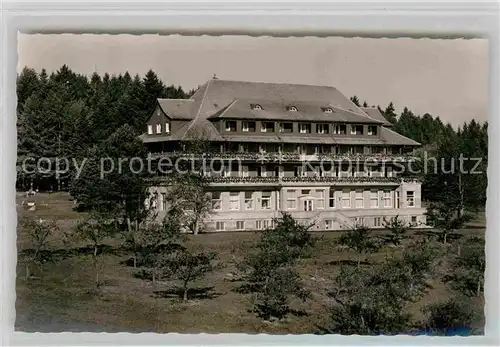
xmin=215 ymin=219 xmax=275 ymax=231
xmin=284 ymin=189 xmax=393 ymax=209
xmin=215 ymin=215 xmax=419 ymax=231
xmin=225 ymin=120 xmax=377 ymax=136
xmin=206 ymin=164 xmax=395 ymax=178
xmin=148 ymin=190 xmax=415 ymax=212
xmin=211 ymin=191 xmax=272 ymax=211
xmin=146 ymin=121 xmax=377 ymax=136
xmin=148 ymin=123 xmax=171 ymax=135
xmin=208 ymin=190 xmax=415 ymax=211
xmin=222 ymin=143 xmax=398 ymax=155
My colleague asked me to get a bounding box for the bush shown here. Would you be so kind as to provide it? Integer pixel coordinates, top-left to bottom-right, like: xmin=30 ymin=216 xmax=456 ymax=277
xmin=443 ymin=237 xmax=485 ymax=297
xmin=323 ymin=239 xmax=439 ymax=335
xmin=422 ymin=297 xmax=476 ymax=335
xmin=336 ymin=225 xmax=379 ymax=267
xmin=240 ymin=213 xmax=317 ymax=320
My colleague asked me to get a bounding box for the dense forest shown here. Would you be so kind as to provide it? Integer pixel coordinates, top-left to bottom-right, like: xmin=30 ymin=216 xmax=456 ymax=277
xmin=16 ymin=65 xmax=488 ymax=210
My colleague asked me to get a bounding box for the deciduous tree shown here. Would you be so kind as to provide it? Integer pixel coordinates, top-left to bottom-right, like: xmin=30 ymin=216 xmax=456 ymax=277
xmin=336 ymin=224 xmax=379 ymax=267
xmin=240 ymin=213 xmax=317 ymax=319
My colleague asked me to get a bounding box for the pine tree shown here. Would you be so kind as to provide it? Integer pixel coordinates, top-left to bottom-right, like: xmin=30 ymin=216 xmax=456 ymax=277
xmin=350 ymin=96 xmax=361 ymax=107
xmin=383 ymin=102 xmax=398 ymax=124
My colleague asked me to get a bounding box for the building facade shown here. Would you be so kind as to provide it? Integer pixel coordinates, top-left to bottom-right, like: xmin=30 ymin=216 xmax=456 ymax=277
xmin=141 ymin=78 xmax=426 ymax=232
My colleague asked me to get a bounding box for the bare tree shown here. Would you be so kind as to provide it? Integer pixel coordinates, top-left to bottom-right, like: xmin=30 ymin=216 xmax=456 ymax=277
xmin=383 ymin=215 xmax=409 ymax=246
xmin=137 ymin=205 xmax=185 ymax=289
xmin=158 ymin=249 xmax=219 ymax=301
xmin=166 ymin=135 xmax=214 ymax=235
xmin=73 ymin=212 xmax=117 ymax=291
xmin=426 ymin=203 xmax=472 ymax=244
xmin=336 ymin=224 xmax=379 ymax=267
xmin=20 ymin=217 xmax=58 ymax=280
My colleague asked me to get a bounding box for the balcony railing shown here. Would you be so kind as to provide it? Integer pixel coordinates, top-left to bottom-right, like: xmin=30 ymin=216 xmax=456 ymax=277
xmin=205 ymin=176 xmax=421 ymax=184
xmin=149 ymin=151 xmax=416 ymax=163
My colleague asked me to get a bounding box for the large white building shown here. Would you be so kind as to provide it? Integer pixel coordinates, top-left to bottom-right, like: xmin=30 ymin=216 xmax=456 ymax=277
xmin=141 ymin=78 xmax=426 ymax=232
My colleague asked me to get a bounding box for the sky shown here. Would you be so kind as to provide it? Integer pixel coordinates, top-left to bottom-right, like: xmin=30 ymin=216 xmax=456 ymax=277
xmin=18 ymin=34 xmax=489 ymax=127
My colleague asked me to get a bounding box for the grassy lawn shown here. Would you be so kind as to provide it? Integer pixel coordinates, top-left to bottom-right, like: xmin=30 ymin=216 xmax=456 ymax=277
xmin=15 ymin=192 xmax=485 ymax=333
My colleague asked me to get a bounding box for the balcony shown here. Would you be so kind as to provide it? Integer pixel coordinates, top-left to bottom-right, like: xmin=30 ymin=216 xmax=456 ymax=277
xmin=205 ymin=176 xmax=421 ymax=187
xmin=149 ymin=151 xmax=417 ymax=163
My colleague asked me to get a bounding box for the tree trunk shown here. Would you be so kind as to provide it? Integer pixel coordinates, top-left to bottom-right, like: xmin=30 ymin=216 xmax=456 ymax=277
xmin=126 ymin=217 xmax=137 ymax=268
xmin=357 ymin=254 xmax=361 ymax=267
xmin=152 ymin=268 xmax=156 ymax=288
xmin=193 ymin=217 xmax=199 ymax=236
xmin=135 ymin=220 xmax=139 ymax=267
xmin=93 ymin=244 xmax=99 ymax=289
xmin=477 ymin=280 xmax=481 ymax=296
xmin=458 ymin=173 xmax=465 ymax=219
xmin=443 ymin=232 xmax=447 ymax=245
xmin=25 ymin=263 xmax=30 ymax=280
xmin=183 ymin=281 xmax=189 ymax=301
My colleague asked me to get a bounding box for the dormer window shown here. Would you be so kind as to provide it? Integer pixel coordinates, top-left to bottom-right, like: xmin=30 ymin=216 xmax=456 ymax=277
xmin=368 ymin=125 xmax=377 ymax=136
xmin=165 ymin=122 xmax=170 ymax=134
xmin=156 ymin=123 xmax=162 ymax=134
xmin=280 ymin=122 xmax=293 ymax=133
xmin=251 ymin=104 xmax=262 ymax=111
xmin=261 ymin=122 xmax=275 ymax=133
xmin=316 ymin=123 xmax=329 ymax=134
xmin=323 ymin=107 xmax=333 ymax=113
xmin=147 ymin=125 xmax=153 ymax=135
xmin=225 ymin=120 xmax=237 ymax=132
xmin=242 ymin=121 xmax=256 ymax=132
xmin=333 ymin=124 xmax=347 ymax=135
xmin=287 ymin=106 xmax=298 ymax=112
xmin=351 ymin=125 xmax=364 ymax=135
xmin=299 ymin=123 xmax=311 ymax=134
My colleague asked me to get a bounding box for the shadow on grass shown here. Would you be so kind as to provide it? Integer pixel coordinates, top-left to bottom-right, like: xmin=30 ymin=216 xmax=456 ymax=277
xmin=233 ymin=283 xmax=261 ymax=294
xmin=153 ymin=286 xmax=220 ymax=300
xmin=327 ymin=259 xmax=372 ymax=266
xmin=314 ymin=325 xmax=480 ymax=336
xmin=413 ymin=230 xmax=465 ymax=242
xmin=119 ymin=244 xmax=186 ymax=268
xmin=289 ymin=308 xmax=309 ymax=317
xmin=19 ymin=244 xmax=127 ymax=263
xmin=460 ymin=225 xmax=486 ymax=230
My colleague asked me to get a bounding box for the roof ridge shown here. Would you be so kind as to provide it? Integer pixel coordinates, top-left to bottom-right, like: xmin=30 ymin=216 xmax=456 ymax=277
xmin=157 ymin=98 xmax=194 ymax=102
xmin=182 ymin=79 xmax=213 ymax=140
xmin=209 ymin=78 xmax=339 ymax=90
xmin=328 ymin=104 xmax=383 ymax=124
xmin=214 ymin=100 xmax=237 ymax=118
xmin=349 ymin=102 xmax=383 ymax=123
xmin=382 ymin=126 xmax=421 ymax=146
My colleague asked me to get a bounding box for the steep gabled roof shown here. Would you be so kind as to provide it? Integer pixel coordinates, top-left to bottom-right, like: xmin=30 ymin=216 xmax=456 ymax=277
xmin=157 ymin=99 xmax=194 ymax=120
xmin=145 ymin=79 xmax=420 ymax=147
xmin=360 ymin=107 xmax=393 ymax=126
xmin=191 ymin=79 xmax=369 ymax=120
xmin=171 ymin=79 xmax=380 ymax=139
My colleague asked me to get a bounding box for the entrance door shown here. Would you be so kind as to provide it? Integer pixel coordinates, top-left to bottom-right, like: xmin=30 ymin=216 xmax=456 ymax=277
xmin=396 ymin=191 xmax=400 ymax=209
xmin=303 ymin=199 xmax=313 ymax=211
